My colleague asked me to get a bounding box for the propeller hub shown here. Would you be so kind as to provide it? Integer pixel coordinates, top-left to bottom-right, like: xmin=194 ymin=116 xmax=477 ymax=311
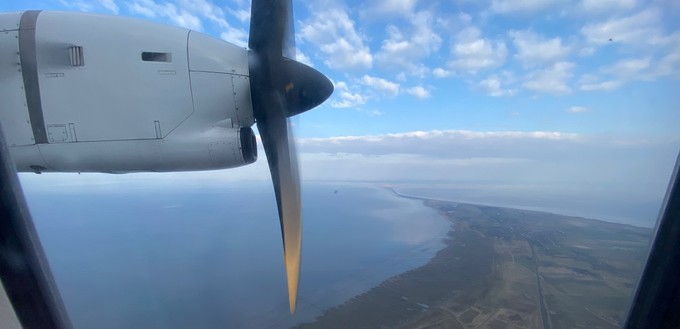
xmin=282 ymin=59 xmax=334 ymax=117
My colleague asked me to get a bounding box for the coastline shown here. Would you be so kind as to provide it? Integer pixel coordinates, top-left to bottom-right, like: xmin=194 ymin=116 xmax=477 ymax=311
xmin=296 ymin=200 xmax=494 ymax=329
xmin=242 ymin=185 xmax=451 ymax=329
xmin=387 ymin=186 xmax=654 ymax=229
xmin=296 ymin=193 xmax=650 ymax=328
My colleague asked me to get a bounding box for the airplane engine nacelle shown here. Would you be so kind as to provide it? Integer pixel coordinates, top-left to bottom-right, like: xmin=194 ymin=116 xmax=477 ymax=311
xmin=0 ymin=11 xmax=257 ymax=173
xmin=10 ymin=126 xmax=257 ymax=173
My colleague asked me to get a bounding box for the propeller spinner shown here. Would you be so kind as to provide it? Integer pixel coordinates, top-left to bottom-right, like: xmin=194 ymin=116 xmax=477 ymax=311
xmin=248 ymin=0 xmax=334 ymax=314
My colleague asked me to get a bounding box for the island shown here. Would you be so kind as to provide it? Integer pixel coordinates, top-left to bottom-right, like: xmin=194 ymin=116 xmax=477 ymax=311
xmin=296 ymin=193 xmax=652 ymax=329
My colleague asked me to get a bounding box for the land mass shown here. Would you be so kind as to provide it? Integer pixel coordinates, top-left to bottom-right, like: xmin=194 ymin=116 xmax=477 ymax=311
xmin=296 ymin=193 xmax=652 ymax=329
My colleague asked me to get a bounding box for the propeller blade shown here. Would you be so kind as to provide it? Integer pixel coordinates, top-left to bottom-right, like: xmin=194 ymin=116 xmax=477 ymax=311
xmin=248 ymin=0 xmax=332 ymax=314
xmin=257 ymin=115 xmax=301 ymax=314
xmin=249 ymin=0 xmax=294 ymax=59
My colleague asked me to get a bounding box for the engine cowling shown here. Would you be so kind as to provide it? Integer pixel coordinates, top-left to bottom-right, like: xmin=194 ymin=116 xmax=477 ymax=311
xmin=0 ymin=10 xmax=257 ymax=173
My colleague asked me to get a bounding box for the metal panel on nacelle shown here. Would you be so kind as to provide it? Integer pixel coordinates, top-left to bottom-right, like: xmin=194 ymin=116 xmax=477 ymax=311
xmin=9 ymin=145 xmax=47 ymax=172
xmin=0 ymin=29 xmax=34 ymax=146
xmin=21 ymin=128 xmax=242 ymax=173
xmin=189 ymin=71 xmax=250 ymax=129
xmin=187 ymin=31 xmax=254 ymax=127
xmin=232 ymin=74 xmax=255 ymax=127
xmin=0 ymin=12 xmax=21 ymax=31
xmin=188 ymin=31 xmax=249 ymax=76
xmin=34 ymin=11 xmax=193 ymax=142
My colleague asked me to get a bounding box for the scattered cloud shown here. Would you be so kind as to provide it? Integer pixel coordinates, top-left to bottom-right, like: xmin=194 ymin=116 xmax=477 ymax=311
xmin=375 ymin=11 xmax=442 ymax=77
xmin=295 ymin=48 xmax=314 ymax=67
xmin=331 ymin=81 xmax=368 ymax=108
xmin=579 ymin=57 xmax=659 ymax=91
xmin=580 ymin=0 xmax=636 ymax=13
xmin=365 ymin=0 xmax=419 ymax=16
xmin=579 ymin=80 xmax=622 ymax=91
xmin=448 ymin=26 xmax=507 ymax=74
xmin=300 ymin=130 xmax=581 ymax=146
xmin=479 ymin=76 xmax=517 ymax=97
xmin=178 ymin=0 xmax=247 ymax=45
xmin=300 ymin=7 xmax=373 ymax=70
xmin=357 ymin=109 xmax=385 ymax=117
xmin=604 ymin=57 xmax=651 ymax=78
xmin=361 ymin=75 xmax=400 ymax=96
xmin=523 ymin=62 xmax=574 ymax=94
xmin=490 ymin=0 xmax=564 ymax=14
xmin=432 ymin=67 xmax=454 ymax=78
xmin=581 ymin=9 xmax=662 ymax=46
xmin=58 ymin=0 xmax=95 ymax=12
xmin=406 ymin=86 xmax=431 ymax=99
xmin=567 ymin=106 xmax=588 ymax=113
xmin=219 ymin=29 xmax=247 ymax=47
xmin=99 ymin=0 xmax=120 ymax=14
xmin=509 ymin=30 xmax=571 ymax=66
xmin=228 ymin=8 xmax=250 ymax=23
xmin=128 ymin=0 xmax=203 ymax=30
xmin=653 ymin=44 xmax=680 ymax=78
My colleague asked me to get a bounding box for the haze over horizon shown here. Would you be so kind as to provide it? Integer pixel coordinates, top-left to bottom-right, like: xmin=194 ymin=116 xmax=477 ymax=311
xmin=5 ymin=0 xmax=680 ymax=226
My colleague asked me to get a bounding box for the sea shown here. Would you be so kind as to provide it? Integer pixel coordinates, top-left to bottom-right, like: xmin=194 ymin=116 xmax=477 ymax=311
xmin=22 ymin=181 xmax=451 ymax=329
xmin=394 ymin=183 xmax=664 ymax=228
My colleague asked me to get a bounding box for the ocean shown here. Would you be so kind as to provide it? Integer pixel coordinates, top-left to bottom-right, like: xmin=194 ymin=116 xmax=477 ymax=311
xmin=394 ymin=183 xmax=664 ymax=228
xmin=22 ymin=181 xmax=450 ymax=329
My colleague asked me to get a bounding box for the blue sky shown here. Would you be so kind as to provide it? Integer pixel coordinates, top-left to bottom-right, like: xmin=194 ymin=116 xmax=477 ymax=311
xmin=3 ymin=0 xmax=679 ymax=138
xmin=5 ymin=0 xmax=680 ymax=224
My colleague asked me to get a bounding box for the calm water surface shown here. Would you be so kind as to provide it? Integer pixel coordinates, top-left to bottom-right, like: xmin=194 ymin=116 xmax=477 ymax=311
xmin=23 ymin=182 xmax=450 ymax=329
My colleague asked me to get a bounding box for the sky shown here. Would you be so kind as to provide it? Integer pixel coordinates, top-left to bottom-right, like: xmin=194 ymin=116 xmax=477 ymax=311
xmin=4 ymin=0 xmax=680 ymax=224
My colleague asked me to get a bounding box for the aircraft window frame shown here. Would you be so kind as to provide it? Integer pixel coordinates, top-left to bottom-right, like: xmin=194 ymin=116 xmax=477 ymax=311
xmin=0 ymin=125 xmax=72 ymax=329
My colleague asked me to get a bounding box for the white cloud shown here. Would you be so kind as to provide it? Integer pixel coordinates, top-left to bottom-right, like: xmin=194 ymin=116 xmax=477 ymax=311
xmin=228 ymin=8 xmax=250 ymax=23
xmin=479 ymin=76 xmax=517 ymax=97
xmin=58 ymin=0 xmax=94 ymax=12
xmin=99 ymin=0 xmax=119 ymax=14
xmin=579 ymin=46 xmax=596 ymax=57
xmin=375 ymin=11 xmax=442 ymax=77
xmin=579 ymin=80 xmax=623 ymax=91
xmin=295 ymin=49 xmax=314 ymax=67
xmin=331 ymin=81 xmax=368 ymax=108
xmin=490 ymin=0 xmax=564 ymax=13
xmin=509 ymin=30 xmax=570 ymax=66
xmin=448 ymin=27 xmax=507 ymax=74
xmin=177 ymin=0 xmax=225 ymax=27
xmin=219 ymin=30 xmax=247 ymax=48
xmin=128 ymin=0 xmax=203 ymax=30
xmin=604 ymin=57 xmax=651 ymax=78
xmin=300 ymin=8 xmax=373 ymax=70
xmin=361 ymin=75 xmax=400 ymax=96
xmin=567 ymin=106 xmax=588 ymax=113
xmin=128 ymin=1 xmax=155 ymax=17
xmin=358 ymin=109 xmax=385 ymax=117
xmin=432 ymin=67 xmax=454 ymax=78
xmin=579 ymin=57 xmax=657 ymax=91
xmin=300 ymin=130 xmax=581 ymax=145
xmin=178 ymin=0 xmax=247 ymax=46
xmin=522 ymin=62 xmax=574 ymax=94
xmin=580 ymin=0 xmax=636 ymax=13
xmin=367 ymin=0 xmax=419 ymax=16
xmin=581 ymin=9 xmax=662 ymax=46
xmin=406 ymin=86 xmax=431 ymax=99
xmin=653 ymin=45 xmax=680 ymax=78
xmin=293 ymin=131 xmax=678 ymax=211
